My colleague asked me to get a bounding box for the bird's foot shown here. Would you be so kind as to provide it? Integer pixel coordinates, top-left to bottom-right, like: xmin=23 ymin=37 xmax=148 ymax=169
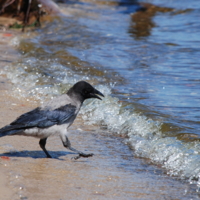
xmin=72 ymin=153 xmax=94 ymax=160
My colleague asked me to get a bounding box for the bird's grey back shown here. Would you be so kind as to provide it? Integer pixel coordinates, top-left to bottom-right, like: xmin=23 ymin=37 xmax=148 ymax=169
xmin=41 ymin=94 xmax=82 ymax=111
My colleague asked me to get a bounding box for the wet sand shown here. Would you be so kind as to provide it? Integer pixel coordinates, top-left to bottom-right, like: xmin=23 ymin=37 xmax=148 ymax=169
xmin=0 ymin=30 xmax=199 ymax=200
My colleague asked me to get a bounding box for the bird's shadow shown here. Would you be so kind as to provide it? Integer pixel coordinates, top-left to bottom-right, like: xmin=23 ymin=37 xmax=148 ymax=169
xmin=0 ymin=150 xmax=75 ymax=160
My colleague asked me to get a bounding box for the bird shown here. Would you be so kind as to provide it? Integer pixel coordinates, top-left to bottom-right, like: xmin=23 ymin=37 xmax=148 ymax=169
xmin=0 ymin=81 xmax=104 ymax=160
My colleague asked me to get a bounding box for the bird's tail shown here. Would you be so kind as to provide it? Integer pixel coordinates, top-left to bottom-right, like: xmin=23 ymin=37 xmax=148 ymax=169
xmin=0 ymin=125 xmax=23 ymax=137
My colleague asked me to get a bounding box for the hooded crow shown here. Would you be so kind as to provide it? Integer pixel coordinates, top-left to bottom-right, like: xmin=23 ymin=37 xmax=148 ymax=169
xmin=0 ymin=81 xmax=104 ymax=160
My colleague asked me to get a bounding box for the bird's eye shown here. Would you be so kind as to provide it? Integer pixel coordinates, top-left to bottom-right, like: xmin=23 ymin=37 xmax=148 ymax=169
xmin=84 ymin=90 xmax=88 ymax=94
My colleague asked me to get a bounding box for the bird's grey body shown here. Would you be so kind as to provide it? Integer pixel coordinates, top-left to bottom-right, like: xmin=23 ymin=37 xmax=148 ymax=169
xmin=0 ymin=81 xmax=104 ymax=159
xmin=24 ymin=93 xmax=82 ymax=139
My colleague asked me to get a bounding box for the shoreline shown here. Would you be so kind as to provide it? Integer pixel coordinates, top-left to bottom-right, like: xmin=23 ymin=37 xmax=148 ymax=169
xmin=0 ymin=29 xmax=199 ymax=200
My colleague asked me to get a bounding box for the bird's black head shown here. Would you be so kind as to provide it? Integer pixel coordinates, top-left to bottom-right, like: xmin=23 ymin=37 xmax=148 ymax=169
xmin=67 ymin=81 xmax=104 ymax=102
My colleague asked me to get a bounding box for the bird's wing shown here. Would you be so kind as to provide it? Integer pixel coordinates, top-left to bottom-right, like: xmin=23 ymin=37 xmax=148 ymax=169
xmin=39 ymin=104 xmax=77 ymax=128
xmin=1 ymin=104 xmax=76 ymax=132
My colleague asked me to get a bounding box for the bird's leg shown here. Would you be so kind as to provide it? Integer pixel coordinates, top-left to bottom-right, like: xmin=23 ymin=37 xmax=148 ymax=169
xmin=39 ymin=138 xmax=52 ymax=158
xmin=61 ymin=135 xmax=94 ymax=160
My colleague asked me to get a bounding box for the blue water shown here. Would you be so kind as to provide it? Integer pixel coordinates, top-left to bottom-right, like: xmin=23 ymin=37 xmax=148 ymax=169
xmin=1 ymin=0 xmax=200 ymax=191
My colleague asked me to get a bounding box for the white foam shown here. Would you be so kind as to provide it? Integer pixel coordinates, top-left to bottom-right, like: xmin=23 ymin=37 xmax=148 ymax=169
xmin=0 ymin=58 xmax=101 ymax=103
xmin=9 ymin=36 xmax=21 ymax=47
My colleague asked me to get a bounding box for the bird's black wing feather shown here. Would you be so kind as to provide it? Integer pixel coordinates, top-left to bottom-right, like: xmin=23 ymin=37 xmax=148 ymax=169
xmin=11 ymin=107 xmax=46 ymax=127
xmin=0 ymin=104 xmax=76 ymax=134
xmin=38 ymin=104 xmax=77 ymax=128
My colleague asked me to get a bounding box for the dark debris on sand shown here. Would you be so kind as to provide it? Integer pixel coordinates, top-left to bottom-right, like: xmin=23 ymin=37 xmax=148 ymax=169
xmin=0 ymin=0 xmax=61 ymax=31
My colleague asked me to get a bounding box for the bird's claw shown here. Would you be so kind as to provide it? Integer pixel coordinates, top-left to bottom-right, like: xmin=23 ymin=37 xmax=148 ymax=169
xmin=71 ymin=153 xmax=94 ymax=160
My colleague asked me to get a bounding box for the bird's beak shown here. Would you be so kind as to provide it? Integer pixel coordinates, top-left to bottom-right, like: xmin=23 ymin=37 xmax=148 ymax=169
xmin=90 ymin=89 xmax=104 ymax=100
